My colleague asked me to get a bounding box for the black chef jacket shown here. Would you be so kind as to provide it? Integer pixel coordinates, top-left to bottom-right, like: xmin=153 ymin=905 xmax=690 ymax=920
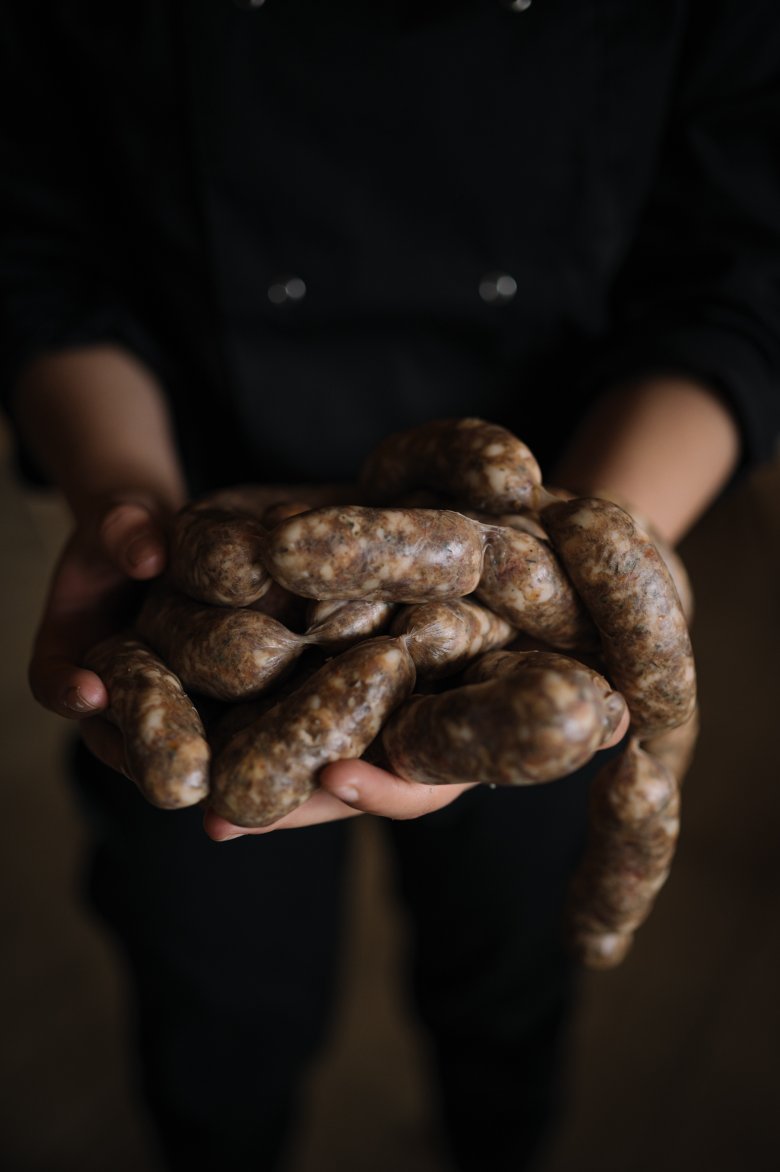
xmin=2 ymin=0 xmax=780 ymax=492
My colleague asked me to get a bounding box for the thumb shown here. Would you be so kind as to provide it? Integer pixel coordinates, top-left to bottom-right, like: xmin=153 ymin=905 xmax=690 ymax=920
xmin=98 ymin=501 xmax=169 ymax=579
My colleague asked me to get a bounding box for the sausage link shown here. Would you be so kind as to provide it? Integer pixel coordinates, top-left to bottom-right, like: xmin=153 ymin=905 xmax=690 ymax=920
xmin=475 ymin=526 xmax=596 ymax=650
xmin=382 ymin=660 xmax=610 ymax=787
xmin=390 ymin=599 xmax=516 ymax=678
xmin=463 ymin=649 xmax=627 ymax=748
xmin=580 ymin=486 xmax=695 ymax=621
xmin=263 ymin=506 xmax=487 ymax=602
xmin=541 ymin=498 xmax=696 ymax=737
xmin=211 ymin=636 xmax=417 ymax=827
xmin=136 ymin=589 xmax=304 ymax=701
xmin=305 ymin=599 xmax=396 ymax=651
xmin=568 ymin=739 xmax=680 ymax=969
xmin=359 ymin=417 xmax=542 ymax=513
xmin=84 ymin=635 xmax=210 ymax=809
xmin=168 ymin=505 xmax=270 ymax=608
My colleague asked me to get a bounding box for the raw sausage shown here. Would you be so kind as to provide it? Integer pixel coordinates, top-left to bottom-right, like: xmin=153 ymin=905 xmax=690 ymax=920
xmin=359 ymin=417 xmax=542 ymax=513
xmin=211 ymin=636 xmax=417 ymax=826
xmin=541 ymin=498 xmax=696 ymax=736
xmin=463 ymin=649 xmax=627 ymax=748
xmin=168 ymin=505 xmax=270 ymax=608
xmin=305 ymin=599 xmax=396 ymax=651
xmin=84 ymin=635 xmax=210 ymax=809
xmin=382 ymin=658 xmax=612 ymax=787
xmin=391 ymin=598 xmax=516 ymax=678
xmin=568 ymin=738 xmax=680 ymax=969
xmin=475 ymin=526 xmax=596 ymax=650
xmin=263 ymin=506 xmax=487 ymax=602
xmin=136 ymin=589 xmax=303 ymax=701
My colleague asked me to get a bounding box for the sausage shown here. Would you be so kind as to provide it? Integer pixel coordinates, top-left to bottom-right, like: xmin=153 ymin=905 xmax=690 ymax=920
xmin=541 ymin=498 xmax=696 ymax=737
xmin=168 ymin=486 xmax=364 ymax=608
xmin=168 ymin=505 xmax=271 ymax=607
xmin=578 ymin=487 xmax=695 ymax=621
xmin=205 ymin=654 xmax=329 ymax=755
xmin=390 ymin=599 xmax=516 ymax=678
xmin=382 ymin=658 xmax=612 ymax=787
xmin=84 ymin=635 xmax=210 ymax=810
xmin=136 ymin=589 xmax=304 ymax=701
xmin=359 ymin=417 xmax=542 ymax=513
xmin=262 ymin=506 xmax=487 ymax=602
xmin=568 ymin=738 xmax=680 ymax=969
xmin=211 ymin=636 xmax=417 ymax=827
xmin=640 ymin=705 xmax=699 ymax=785
xmin=305 ymin=599 xmax=396 ymax=651
xmin=463 ymin=649 xmax=627 ymax=748
xmin=475 ymin=526 xmax=596 ymax=650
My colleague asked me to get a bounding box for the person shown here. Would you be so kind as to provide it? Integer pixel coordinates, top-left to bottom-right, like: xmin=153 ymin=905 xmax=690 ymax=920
xmin=3 ymin=2 xmax=780 ymax=1169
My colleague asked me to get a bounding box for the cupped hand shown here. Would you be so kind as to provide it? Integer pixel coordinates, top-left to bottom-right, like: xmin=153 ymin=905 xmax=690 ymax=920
xmin=28 ymin=496 xmax=172 ymax=773
xmin=203 ymin=701 xmax=631 ymax=841
xmin=202 ymin=759 xmax=477 ymax=840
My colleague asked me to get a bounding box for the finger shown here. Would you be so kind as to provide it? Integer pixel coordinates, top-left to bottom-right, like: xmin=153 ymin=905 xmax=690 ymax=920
xmin=29 ymin=659 xmax=108 ymax=719
xmin=203 ymin=789 xmax=364 ymax=841
xmin=29 ymin=537 xmax=126 ymax=716
xmin=79 ymin=715 xmax=129 ymax=778
xmin=600 ymin=704 xmax=631 ymax=750
xmin=99 ymin=502 xmax=167 ymax=579
xmin=320 ymin=758 xmax=475 ymax=820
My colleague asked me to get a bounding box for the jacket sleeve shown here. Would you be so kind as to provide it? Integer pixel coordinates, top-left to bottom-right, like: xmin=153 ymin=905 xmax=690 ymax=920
xmin=585 ymin=0 xmax=780 ymax=469
xmin=0 ymin=5 xmax=162 ymax=436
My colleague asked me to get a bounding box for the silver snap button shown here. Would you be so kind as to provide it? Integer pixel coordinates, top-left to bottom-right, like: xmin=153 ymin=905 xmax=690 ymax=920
xmin=478 ymin=273 xmax=517 ymax=304
xmin=502 ymin=0 xmax=533 ymax=11
xmin=268 ymin=275 xmax=307 ymax=305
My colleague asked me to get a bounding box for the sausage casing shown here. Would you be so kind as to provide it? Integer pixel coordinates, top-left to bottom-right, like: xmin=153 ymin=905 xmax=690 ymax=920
xmin=391 ymin=598 xmax=515 ymax=678
xmin=475 ymin=526 xmax=596 ymax=650
xmin=168 ymin=505 xmax=270 ymax=607
xmin=359 ymin=417 xmax=542 ymax=513
xmin=305 ymin=599 xmax=396 ymax=651
xmin=84 ymin=635 xmax=210 ymax=809
xmin=464 ymin=649 xmax=627 ymax=748
xmin=568 ymin=739 xmax=680 ymax=969
xmin=211 ymin=636 xmax=417 ymax=826
xmin=383 ymin=660 xmax=610 ymax=787
xmin=542 ymin=498 xmax=696 ymax=736
xmin=263 ymin=506 xmax=486 ymax=602
xmin=136 ymin=590 xmax=303 ymax=701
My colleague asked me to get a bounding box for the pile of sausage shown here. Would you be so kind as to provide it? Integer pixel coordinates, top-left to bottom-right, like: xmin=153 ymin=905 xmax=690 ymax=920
xmin=85 ymin=418 xmax=698 ymax=971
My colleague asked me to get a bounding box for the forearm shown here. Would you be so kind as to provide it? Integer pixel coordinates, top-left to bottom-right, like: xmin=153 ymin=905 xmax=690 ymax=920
xmin=12 ymin=344 xmax=187 ymax=520
xmin=552 ymin=377 xmax=741 ymax=545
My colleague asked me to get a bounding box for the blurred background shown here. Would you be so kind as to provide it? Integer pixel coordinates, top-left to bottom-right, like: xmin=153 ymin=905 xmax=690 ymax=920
xmin=2 ymin=417 xmax=779 ymax=1172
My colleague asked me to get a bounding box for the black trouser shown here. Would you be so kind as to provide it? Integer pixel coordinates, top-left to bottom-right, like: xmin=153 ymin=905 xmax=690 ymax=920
xmin=70 ymin=742 xmax=595 ymax=1172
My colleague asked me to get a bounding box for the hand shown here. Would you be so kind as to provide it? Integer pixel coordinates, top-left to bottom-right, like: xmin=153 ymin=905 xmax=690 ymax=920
xmin=28 ymin=495 xmax=172 ymax=775
xmin=203 ymin=703 xmax=630 ymax=841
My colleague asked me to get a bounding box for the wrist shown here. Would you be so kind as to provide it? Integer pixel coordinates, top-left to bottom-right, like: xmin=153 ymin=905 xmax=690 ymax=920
xmin=14 ymin=344 xmax=188 ymax=525
xmin=552 ymin=377 xmax=741 ymax=545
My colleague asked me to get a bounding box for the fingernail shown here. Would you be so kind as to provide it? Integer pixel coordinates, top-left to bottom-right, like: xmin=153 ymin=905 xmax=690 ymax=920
xmin=333 ymin=784 xmax=360 ymax=804
xmin=63 ymin=686 xmax=96 ymax=713
xmin=219 ymin=832 xmax=246 ymax=842
xmin=126 ymin=534 xmax=158 ymax=567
